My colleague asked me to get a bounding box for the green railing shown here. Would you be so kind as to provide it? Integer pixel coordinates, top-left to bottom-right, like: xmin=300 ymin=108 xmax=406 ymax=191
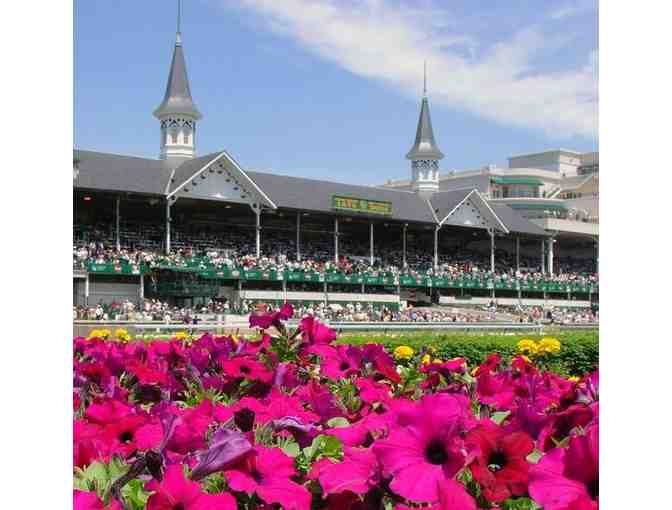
xmin=84 ymin=259 xmax=597 ymax=294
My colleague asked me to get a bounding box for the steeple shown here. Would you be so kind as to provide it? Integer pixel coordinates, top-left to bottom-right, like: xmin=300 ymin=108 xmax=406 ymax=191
xmin=154 ymin=1 xmax=201 ymax=163
xmin=406 ymin=62 xmax=443 ymax=196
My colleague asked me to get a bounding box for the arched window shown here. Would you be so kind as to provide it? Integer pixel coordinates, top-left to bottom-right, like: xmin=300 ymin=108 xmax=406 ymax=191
xmin=171 ymin=130 xmax=178 ymax=144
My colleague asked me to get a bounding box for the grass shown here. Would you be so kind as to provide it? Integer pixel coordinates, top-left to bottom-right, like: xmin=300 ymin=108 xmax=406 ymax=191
xmin=338 ymin=330 xmax=599 ymax=376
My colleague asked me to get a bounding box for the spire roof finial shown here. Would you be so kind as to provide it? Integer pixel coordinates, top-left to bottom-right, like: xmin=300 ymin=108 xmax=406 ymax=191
xmin=153 ymin=1 xmax=201 ymax=120
xmin=176 ymin=0 xmax=182 ymax=45
xmin=423 ymin=60 xmax=427 ymax=97
xmin=406 ymin=71 xmax=444 ymax=161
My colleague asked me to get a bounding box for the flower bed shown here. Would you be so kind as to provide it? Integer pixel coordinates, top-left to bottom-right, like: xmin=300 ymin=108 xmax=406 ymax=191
xmin=74 ymin=305 xmax=598 ymax=510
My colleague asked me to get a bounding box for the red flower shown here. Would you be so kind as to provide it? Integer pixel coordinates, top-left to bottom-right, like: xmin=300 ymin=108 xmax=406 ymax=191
xmin=466 ymin=422 xmax=534 ymax=503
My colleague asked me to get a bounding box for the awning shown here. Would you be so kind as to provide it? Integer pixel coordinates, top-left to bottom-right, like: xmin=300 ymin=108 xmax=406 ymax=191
xmin=490 ymin=176 xmax=545 ymax=186
xmin=509 ymin=203 xmax=568 ymax=211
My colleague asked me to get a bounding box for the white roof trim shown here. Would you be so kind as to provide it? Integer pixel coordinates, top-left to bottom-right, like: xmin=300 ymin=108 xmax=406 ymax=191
xmin=166 ymin=151 xmax=277 ymax=210
xmin=221 ymin=151 xmax=277 ymax=209
xmin=167 ymin=152 xmax=227 ymax=198
xmin=438 ymin=190 xmax=509 ymax=234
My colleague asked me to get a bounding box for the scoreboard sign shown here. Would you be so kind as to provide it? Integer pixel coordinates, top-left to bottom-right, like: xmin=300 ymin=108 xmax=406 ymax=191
xmin=332 ymin=195 xmax=392 ymax=215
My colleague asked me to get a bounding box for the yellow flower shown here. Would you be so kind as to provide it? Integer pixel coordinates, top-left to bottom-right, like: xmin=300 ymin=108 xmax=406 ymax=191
xmin=115 ymin=328 xmax=130 ymax=342
xmin=568 ymin=376 xmax=580 ymax=382
xmin=433 ymin=359 xmax=443 ymax=364
xmin=175 ymin=331 xmax=188 ymax=340
xmin=517 ymin=339 xmax=539 ymax=355
xmin=99 ymin=329 xmax=112 ymax=339
xmin=421 ymin=354 xmax=431 ymax=365
xmin=394 ymin=345 xmax=415 ymax=360
xmin=538 ymin=337 xmax=561 ymax=354
xmin=87 ymin=329 xmax=101 ymax=340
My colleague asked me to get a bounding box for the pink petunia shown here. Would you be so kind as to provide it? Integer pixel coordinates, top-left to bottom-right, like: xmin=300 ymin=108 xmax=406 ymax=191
xmin=394 ymin=479 xmax=476 ymax=510
xmin=314 ymin=446 xmax=379 ymax=496
xmin=373 ymin=393 xmax=472 ymax=503
xmin=145 ymin=464 xmax=236 ymax=510
xmin=299 ymin=316 xmax=336 ymax=346
xmin=529 ymin=424 xmax=599 ymax=510
xmin=225 ymin=445 xmax=311 ymax=510
xmin=73 ymin=490 xmax=122 ymax=510
xmin=220 ymin=356 xmax=273 ymax=383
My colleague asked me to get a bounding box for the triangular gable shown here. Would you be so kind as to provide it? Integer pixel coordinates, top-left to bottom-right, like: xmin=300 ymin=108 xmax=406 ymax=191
xmin=439 ymin=190 xmax=509 ymax=233
xmin=167 ymin=151 xmax=276 ymax=209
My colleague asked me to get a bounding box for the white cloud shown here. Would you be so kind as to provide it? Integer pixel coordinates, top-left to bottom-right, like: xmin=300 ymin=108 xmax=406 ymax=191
xmin=223 ymin=0 xmax=597 ymax=139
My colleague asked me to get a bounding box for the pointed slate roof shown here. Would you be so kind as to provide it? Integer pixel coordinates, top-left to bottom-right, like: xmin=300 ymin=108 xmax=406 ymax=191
xmin=406 ymin=96 xmax=444 ymax=160
xmin=153 ymin=33 xmax=202 ymax=120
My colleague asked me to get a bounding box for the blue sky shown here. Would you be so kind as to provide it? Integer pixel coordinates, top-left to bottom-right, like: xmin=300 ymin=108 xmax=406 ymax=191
xmin=74 ymin=0 xmax=598 ymax=185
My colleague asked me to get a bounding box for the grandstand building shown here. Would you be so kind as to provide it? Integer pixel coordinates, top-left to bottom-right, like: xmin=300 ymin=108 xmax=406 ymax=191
xmin=73 ymin=20 xmax=598 ymax=312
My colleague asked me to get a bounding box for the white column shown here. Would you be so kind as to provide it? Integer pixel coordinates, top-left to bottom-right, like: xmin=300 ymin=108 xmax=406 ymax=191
xmin=296 ymin=212 xmax=301 ymax=261
xmin=139 ymin=274 xmax=144 ymax=301
xmin=165 ymin=202 xmax=171 ymax=254
xmin=402 ymin=223 xmax=408 ymax=268
xmin=115 ymin=196 xmax=121 ymax=252
xmin=490 ymin=230 xmax=495 ymax=273
xmin=516 ymin=237 xmax=520 ymax=272
xmin=433 ymin=226 xmax=439 ymax=269
xmin=369 ymin=222 xmax=374 ymax=266
xmin=84 ymin=273 xmax=90 ymax=307
xmin=540 ymin=239 xmax=546 ymax=275
xmin=548 ymin=238 xmax=554 ymax=275
xmin=334 ymin=217 xmax=339 ymax=263
xmin=255 ymin=206 xmax=261 ymax=258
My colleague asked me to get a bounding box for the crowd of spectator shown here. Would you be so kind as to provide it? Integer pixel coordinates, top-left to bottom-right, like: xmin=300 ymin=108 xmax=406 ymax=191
xmin=74 ymin=236 xmax=598 ymax=288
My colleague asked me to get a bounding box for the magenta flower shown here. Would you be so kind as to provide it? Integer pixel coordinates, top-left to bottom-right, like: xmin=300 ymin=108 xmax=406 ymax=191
xmin=225 ymin=445 xmax=311 ymax=510
xmin=249 ymin=303 xmax=293 ymax=330
xmin=319 ymin=345 xmax=364 ymax=380
xmin=73 ymin=490 xmax=122 ymax=510
xmin=145 ymin=464 xmax=236 ymax=510
xmin=313 ymin=446 xmax=379 ymax=496
xmin=395 ymin=479 xmax=477 ymax=510
xmin=529 ymin=424 xmax=599 ymax=510
xmin=220 ymin=356 xmax=272 ymax=383
xmin=299 ymin=316 xmax=336 ymax=345
xmin=373 ymin=393 xmax=471 ymax=503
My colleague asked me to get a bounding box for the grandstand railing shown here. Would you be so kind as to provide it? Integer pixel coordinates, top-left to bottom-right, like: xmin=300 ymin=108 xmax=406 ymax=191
xmin=81 ymin=260 xmax=598 ymax=294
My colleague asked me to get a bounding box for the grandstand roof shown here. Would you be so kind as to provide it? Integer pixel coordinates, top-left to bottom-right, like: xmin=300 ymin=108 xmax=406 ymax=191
xmin=73 ymin=149 xmax=547 ymax=236
xmin=246 ymin=170 xmax=437 ymax=224
xmin=73 ymin=150 xmax=172 ymax=195
xmin=488 ymin=203 xmax=548 ymax=236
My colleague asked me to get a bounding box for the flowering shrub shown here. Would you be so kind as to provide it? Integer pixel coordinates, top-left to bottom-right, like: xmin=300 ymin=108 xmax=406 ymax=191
xmin=74 ymin=306 xmax=598 ymax=509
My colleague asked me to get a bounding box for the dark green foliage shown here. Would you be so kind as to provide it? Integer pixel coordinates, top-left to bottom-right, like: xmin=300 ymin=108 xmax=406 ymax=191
xmin=339 ymin=331 xmax=598 ymax=377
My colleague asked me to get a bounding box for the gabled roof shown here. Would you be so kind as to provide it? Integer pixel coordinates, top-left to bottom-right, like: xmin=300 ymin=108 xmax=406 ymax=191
xmin=166 ymin=152 xmax=225 ymax=195
xmin=153 ymin=34 xmax=202 ymax=119
xmin=73 ymin=149 xmax=171 ymax=195
xmin=246 ymin=171 xmax=437 ymax=224
xmin=406 ymin=96 xmax=444 ymax=160
xmin=487 ymin=202 xmax=549 ymax=236
xmin=427 ymin=189 xmax=472 ymax=224
xmin=430 ymin=189 xmax=509 ymax=233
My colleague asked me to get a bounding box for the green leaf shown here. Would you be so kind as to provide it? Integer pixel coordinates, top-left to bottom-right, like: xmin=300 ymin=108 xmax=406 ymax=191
xmin=280 ymin=441 xmax=301 ymax=458
xmin=491 ymin=410 xmax=511 ymax=425
xmin=526 ymin=449 xmax=543 ymax=464
xmin=326 ymin=417 xmax=350 ymax=428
